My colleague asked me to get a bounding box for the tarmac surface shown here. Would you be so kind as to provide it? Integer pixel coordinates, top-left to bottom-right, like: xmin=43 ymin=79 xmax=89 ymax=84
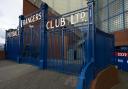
xmin=0 ymin=60 xmax=77 ymax=89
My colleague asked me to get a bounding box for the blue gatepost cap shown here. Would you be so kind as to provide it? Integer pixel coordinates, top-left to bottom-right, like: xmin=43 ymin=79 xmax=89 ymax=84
xmin=40 ymin=2 xmax=48 ymax=9
xmin=19 ymin=15 xmax=25 ymax=20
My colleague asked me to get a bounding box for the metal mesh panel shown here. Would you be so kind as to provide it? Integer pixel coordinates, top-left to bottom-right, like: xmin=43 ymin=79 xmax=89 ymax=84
xmin=109 ymin=0 xmax=115 ymax=3
xmin=101 ymin=21 xmax=108 ymax=32
xmin=109 ymin=0 xmax=123 ymax=17
xmin=109 ymin=14 xmax=124 ymax=32
xmin=124 ymin=0 xmax=128 ymax=11
xmin=99 ymin=7 xmax=108 ymax=21
xmin=98 ymin=0 xmax=107 ymax=9
xmin=96 ymin=0 xmax=126 ymax=32
xmin=125 ymin=12 xmax=128 ymax=28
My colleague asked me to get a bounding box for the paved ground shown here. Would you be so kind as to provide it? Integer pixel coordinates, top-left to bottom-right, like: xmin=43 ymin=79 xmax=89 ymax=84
xmin=0 ymin=60 xmax=77 ymax=89
xmin=111 ymin=70 xmax=128 ymax=89
xmin=0 ymin=60 xmax=17 ymax=67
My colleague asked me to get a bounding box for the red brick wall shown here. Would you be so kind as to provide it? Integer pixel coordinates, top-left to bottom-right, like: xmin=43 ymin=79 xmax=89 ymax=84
xmin=23 ymin=0 xmax=70 ymax=59
xmin=23 ymin=0 xmax=38 ymax=16
xmin=0 ymin=51 xmax=5 ymax=59
xmin=113 ymin=29 xmax=128 ymax=46
xmin=23 ymin=0 xmax=128 ymax=47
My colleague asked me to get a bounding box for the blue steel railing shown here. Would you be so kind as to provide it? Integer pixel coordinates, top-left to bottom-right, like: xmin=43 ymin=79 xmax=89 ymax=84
xmin=76 ymin=60 xmax=94 ymax=89
xmin=76 ymin=0 xmax=95 ymax=89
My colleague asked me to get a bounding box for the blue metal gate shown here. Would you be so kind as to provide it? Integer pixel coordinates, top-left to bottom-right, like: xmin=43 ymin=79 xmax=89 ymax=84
xmin=20 ymin=25 xmax=41 ymax=66
xmin=46 ymin=7 xmax=89 ymax=75
xmin=47 ymin=26 xmax=88 ymax=75
xmin=5 ymin=29 xmax=20 ymax=61
xmin=5 ymin=1 xmax=115 ymax=89
xmin=17 ymin=3 xmax=89 ymax=75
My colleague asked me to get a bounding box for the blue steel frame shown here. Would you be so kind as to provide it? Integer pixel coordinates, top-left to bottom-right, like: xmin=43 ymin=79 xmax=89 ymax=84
xmin=19 ymin=15 xmax=25 ymax=63
xmin=18 ymin=3 xmax=48 ymax=68
xmin=8 ymin=1 xmax=114 ymax=89
xmin=18 ymin=1 xmax=95 ymax=89
xmin=87 ymin=0 xmax=95 ymax=64
xmin=5 ymin=30 xmax=8 ymax=59
xmin=5 ymin=29 xmax=20 ymax=61
xmin=77 ymin=0 xmax=95 ymax=89
xmin=39 ymin=3 xmax=48 ymax=69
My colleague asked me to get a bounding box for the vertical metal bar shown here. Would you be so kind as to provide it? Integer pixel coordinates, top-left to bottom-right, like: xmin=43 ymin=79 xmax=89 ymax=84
xmin=96 ymin=0 xmax=99 ymax=28
xmin=52 ymin=31 xmax=55 ymax=60
xmin=51 ymin=31 xmax=55 ymax=68
xmin=58 ymin=30 xmax=61 ymax=65
xmin=87 ymin=0 xmax=95 ymax=63
xmin=39 ymin=3 xmax=48 ymax=69
xmin=30 ymin=26 xmax=33 ymax=63
xmin=56 ymin=31 xmax=59 ymax=67
xmin=69 ymin=31 xmax=71 ymax=63
xmin=61 ymin=29 xmax=64 ymax=71
xmin=5 ymin=30 xmax=8 ymax=59
xmin=47 ymin=32 xmax=48 ymax=65
xmin=74 ymin=28 xmax=76 ymax=65
xmin=66 ymin=31 xmax=68 ymax=68
xmin=86 ymin=1 xmax=95 ymax=86
xmin=122 ymin=0 xmax=125 ymax=30
xmin=19 ymin=15 xmax=25 ymax=63
xmin=107 ymin=0 xmax=110 ymax=32
xmin=82 ymin=29 xmax=85 ymax=65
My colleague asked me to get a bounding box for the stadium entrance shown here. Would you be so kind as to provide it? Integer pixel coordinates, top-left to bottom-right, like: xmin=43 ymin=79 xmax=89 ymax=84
xmin=19 ymin=4 xmax=89 ymax=75
xmin=5 ymin=1 xmax=114 ymax=88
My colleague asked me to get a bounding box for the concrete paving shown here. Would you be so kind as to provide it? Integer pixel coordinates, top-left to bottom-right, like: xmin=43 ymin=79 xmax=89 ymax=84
xmin=0 ymin=60 xmax=17 ymax=67
xmin=0 ymin=60 xmax=77 ymax=89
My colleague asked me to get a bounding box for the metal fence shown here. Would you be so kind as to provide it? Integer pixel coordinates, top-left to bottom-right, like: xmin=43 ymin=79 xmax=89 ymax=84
xmin=5 ymin=1 xmax=114 ymax=89
xmin=5 ymin=29 xmax=20 ymax=61
xmin=95 ymin=0 xmax=128 ymax=32
xmin=20 ymin=25 xmax=41 ymax=66
xmin=46 ymin=7 xmax=88 ymax=75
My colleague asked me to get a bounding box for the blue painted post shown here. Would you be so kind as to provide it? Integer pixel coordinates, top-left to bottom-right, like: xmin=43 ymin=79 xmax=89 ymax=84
xmin=77 ymin=1 xmax=95 ymax=89
xmin=29 ymin=25 xmax=34 ymax=64
xmin=61 ymin=30 xmax=64 ymax=71
xmin=5 ymin=30 xmax=8 ymax=59
xmin=19 ymin=15 xmax=25 ymax=63
xmin=86 ymin=0 xmax=95 ymax=88
xmin=39 ymin=3 xmax=48 ymax=69
xmin=87 ymin=0 xmax=95 ymax=63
